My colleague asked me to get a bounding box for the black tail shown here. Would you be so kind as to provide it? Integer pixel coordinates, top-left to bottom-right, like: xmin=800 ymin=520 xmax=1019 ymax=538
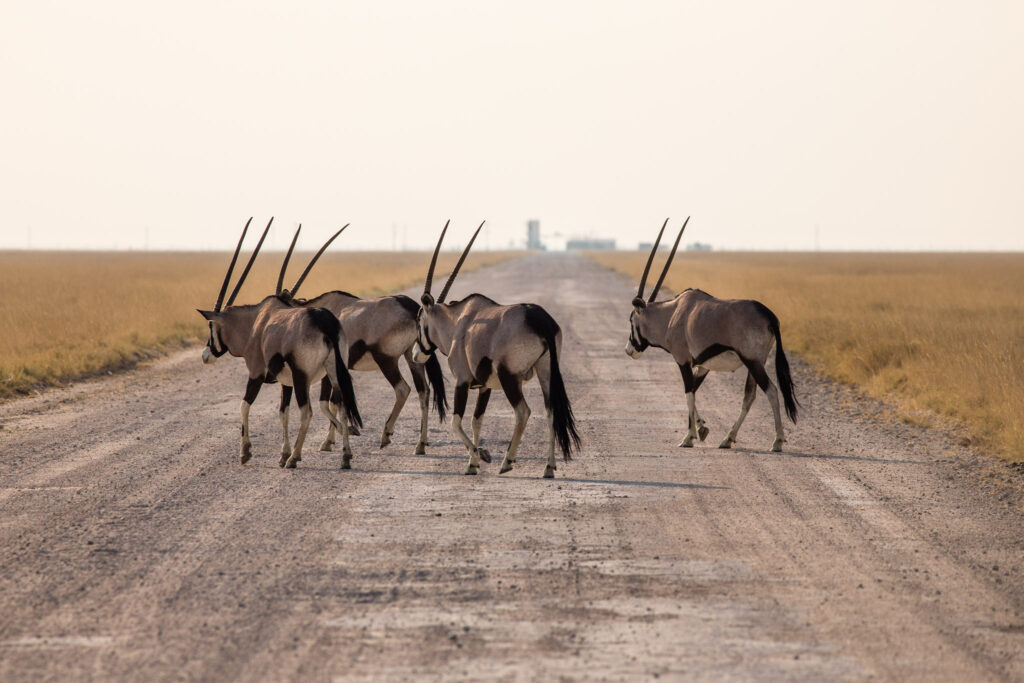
xmin=767 ymin=312 xmax=799 ymax=423
xmin=308 ymin=308 xmax=362 ymax=430
xmin=523 ymin=305 xmax=581 ymax=461
xmin=423 ymin=353 xmax=448 ymax=423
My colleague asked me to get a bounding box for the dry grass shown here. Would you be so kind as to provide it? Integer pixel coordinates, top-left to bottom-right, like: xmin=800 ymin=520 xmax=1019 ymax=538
xmin=0 ymin=250 xmax=515 ymax=399
xmin=588 ymin=251 xmax=1024 ymax=462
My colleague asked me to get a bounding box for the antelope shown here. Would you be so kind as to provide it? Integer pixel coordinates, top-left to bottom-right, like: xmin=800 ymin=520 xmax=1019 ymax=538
xmin=274 ymin=227 xmax=448 ymax=460
xmin=197 ymin=218 xmax=362 ymax=468
xmin=625 ymin=218 xmax=799 ymax=452
xmin=413 ymin=221 xmax=580 ymax=478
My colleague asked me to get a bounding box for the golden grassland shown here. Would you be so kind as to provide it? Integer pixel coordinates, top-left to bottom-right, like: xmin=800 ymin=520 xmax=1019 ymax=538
xmin=0 ymin=250 xmax=516 ymax=399
xmin=588 ymin=251 xmax=1024 ymax=462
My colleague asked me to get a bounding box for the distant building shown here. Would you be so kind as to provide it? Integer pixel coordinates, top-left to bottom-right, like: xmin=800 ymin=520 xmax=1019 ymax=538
xmin=526 ymin=219 xmax=544 ymax=250
xmin=566 ymin=238 xmax=616 ymax=250
xmin=686 ymin=241 xmax=713 ymax=252
xmin=638 ymin=242 xmax=669 ymax=251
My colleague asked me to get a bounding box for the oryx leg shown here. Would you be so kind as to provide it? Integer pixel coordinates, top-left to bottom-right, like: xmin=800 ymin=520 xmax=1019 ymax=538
xmin=677 ymin=364 xmax=700 ymax=448
xmin=279 ymin=385 xmax=293 ymax=460
xmin=406 ymin=352 xmax=429 ymax=454
xmin=536 ymin=356 xmax=557 ymax=478
xmin=719 ymin=372 xmax=757 ymax=449
xmin=472 ymin=389 xmax=492 ymax=464
xmin=284 ymin=370 xmax=313 ymax=469
xmin=451 ymin=382 xmax=484 ymax=475
xmin=498 ymin=368 xmax=530 ymax=476
xmin=318 ymin=377 xmax=337 ymax=452
xmin=742 ymin=358 xmax=786 ymax=452
xmin=240 ymin=376 xmax=264 ymax=464
xmin=374 ymin=352 xmax=410 ymax=450
xmin=692 ymin=367 xmax=710 ymax=441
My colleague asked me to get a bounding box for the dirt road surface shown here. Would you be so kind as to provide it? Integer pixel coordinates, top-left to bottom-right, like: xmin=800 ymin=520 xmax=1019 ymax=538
xmin=2 ymin=254 xmax=1022 ymax=681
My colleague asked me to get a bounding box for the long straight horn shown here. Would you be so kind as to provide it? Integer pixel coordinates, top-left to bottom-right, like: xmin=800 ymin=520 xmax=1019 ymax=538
xmin=276 ymin=225 xmax=301 ymax=296
xmin=423 ymin=219 xmax=450 ymax=300
xmin=214 ymin=217 xmax=253 ymax=312
xmin=648 ymin=216 xmax=690 ymax=303
xmin=290 ymin=223 xmax=350 ymax=297
xmin=226 ymin=217 xmax=273 ymax=307
xmin=635 ymin=217 xmax=669 ymax=302
xmin=438 ymin=220 xmax=485 ymax=304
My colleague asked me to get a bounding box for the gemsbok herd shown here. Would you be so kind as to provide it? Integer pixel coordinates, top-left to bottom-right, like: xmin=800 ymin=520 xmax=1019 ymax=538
xmin=198 ymin=218 xmax=799 ymax=478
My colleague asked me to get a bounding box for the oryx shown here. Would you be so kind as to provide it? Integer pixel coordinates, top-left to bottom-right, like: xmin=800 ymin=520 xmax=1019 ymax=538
xmin=197 ymin=218 xmax=362 ymax=468
xmin=274 ymin=227 xmax=448 ymax=460
xmin=625 ymin=217 xmax=799 ymax=452
xmin=413 ymin=221 xmax=580 ymax=478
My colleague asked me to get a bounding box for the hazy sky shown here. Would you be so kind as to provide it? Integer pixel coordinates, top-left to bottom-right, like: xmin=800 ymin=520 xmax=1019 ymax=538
xmin=2 ymin=1 xmax=1022 ymax=251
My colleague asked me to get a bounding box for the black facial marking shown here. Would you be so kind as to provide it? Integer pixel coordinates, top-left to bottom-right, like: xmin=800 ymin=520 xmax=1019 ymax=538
xmin=629 ymin=313 xmax=650 ymax=352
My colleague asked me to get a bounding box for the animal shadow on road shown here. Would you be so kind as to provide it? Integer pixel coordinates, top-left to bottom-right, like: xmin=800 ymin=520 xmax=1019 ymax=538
xmin=726 ymin=446 xmax=930 ymax=466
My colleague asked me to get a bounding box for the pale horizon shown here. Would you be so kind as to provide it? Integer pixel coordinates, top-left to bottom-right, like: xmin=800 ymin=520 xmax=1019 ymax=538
xmin=3 ymin=1 xmax=1022 ymax=252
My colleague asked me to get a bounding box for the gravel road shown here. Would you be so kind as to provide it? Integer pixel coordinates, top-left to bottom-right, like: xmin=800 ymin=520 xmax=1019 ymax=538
xmin=1 ymin=253 xmax=1021 ymax=681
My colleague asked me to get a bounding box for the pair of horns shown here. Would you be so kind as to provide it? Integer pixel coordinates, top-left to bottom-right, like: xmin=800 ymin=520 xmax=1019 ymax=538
xmin=276 ymin=224 xmax=350 ymax=297
xmin=423 ymin=220 xmax=485 ymax=304
xmin=636 ymin=216 xmax=690 ymax=304
xmin=214 ymin=217 xmax=274 ymax=312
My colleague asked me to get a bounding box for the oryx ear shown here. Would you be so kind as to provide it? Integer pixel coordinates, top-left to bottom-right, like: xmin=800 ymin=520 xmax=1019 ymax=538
xmin=420 ymin=293 xmax=435 ymax=307
xmin=197 ymin=309 xmax=219 ymax=321
xmin=631 ymin=297 xmax=647 ymax=312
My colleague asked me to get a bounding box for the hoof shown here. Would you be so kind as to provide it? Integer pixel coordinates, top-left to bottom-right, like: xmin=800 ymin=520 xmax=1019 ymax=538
xmin=341 ymin=455 xmax=352 ymax=470
xmin=543 ymin=466 xmax=555 ymax=479
xmin=698 ymin=425 xmax=710 ymax=442
xmin=499 ymin=461 xmax=513 ymax=474
xmin=319 ymin=440 xmax=334 ymax=452
xmin=278 ymin=454 xmax=288 ymax=467
xmin=771 ymin=438 xmax=784 ymax=453
xmin=285 ymin=457 xmax=298 ymax=469
xmin=379 ymin=432 xmax=392 ymax=449
xmin=679 ymin=436 xmax=695 ymax=448
xmin=240 ymin=452 xmax=252 ymax=465
xmin=414 ymin=443 xmax=427 ymax=455
xmin=464 ymin=464 xmax=479 ymax=475
xmin=477 ymin=448 xmax=492 ymax=464
xmin=718 ymin=438 xmax=734 ymax=449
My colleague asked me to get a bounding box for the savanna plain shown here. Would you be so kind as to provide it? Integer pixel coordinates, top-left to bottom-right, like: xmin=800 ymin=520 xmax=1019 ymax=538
xmin=1 ymin=249 xmax=1022 ymax=680
xmin=591 ymin=250 xmax=1024 ymax=463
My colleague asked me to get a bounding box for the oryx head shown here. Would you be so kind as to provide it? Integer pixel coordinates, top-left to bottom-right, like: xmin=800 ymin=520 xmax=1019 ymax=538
xmin=626 ymin=216 xmax=689 ymax=359
xmin=274 ymin=223 xmax=350 ymax=304
xmin=197 ymin=217 xmax=272 ymax=363
xmin=414 ymin=219 xmax=485 ymax=363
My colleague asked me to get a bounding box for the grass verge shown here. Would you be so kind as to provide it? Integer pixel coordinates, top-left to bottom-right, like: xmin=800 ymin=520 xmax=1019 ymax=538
xmin=0 ymin=250 xmax=516 ymax=399
xmin=587 ymin=251 xmax=1024 ymax=462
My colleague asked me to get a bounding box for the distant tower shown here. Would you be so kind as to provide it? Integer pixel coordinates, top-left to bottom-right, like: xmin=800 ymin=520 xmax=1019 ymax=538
xmin=526 ymin=219 xmax=542 ymax=250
